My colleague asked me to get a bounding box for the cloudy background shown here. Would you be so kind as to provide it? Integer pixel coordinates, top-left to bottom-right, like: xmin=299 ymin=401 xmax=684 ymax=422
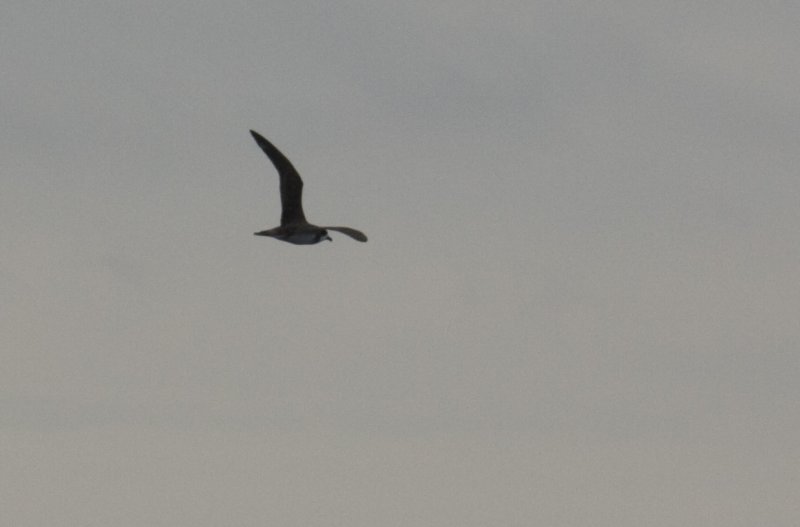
xmin=2 ymin=1 xmax=799 ymax=525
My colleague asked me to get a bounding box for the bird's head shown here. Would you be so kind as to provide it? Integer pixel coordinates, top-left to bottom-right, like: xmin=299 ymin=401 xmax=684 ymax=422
xmin=320 ymin=230 xmax=332 ymax=242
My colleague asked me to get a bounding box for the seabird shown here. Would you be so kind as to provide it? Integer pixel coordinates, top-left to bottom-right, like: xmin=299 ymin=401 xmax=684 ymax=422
xmin=249 ymin=130 xmax=367 ymax=244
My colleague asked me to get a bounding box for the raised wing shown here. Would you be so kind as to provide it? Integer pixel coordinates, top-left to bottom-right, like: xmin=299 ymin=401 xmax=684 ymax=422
xmin=325 ymin=226 xmax=368 ymax=242
xmin=250 ymin=130 xmax=306 ymax=225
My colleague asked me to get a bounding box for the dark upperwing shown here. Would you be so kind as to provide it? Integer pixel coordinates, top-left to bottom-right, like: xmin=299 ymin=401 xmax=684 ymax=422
xmin=325 ymin=226 xmax=368 ymax=242
xmin=250 ymin=130 xmax=307 ymax=225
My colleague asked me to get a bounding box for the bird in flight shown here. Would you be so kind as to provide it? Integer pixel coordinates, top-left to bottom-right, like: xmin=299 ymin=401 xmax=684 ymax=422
xmin=249 ymin=130 xmax=367 ymax=244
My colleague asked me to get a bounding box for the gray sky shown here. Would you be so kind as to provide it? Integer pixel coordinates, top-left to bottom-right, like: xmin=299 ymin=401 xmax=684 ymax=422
xmin=2 ymin=1 xmax=799 ymax=525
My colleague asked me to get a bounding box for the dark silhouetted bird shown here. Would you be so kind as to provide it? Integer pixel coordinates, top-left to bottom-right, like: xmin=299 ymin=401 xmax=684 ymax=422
xmin=249 ymin=130 xmax=367 ymax=244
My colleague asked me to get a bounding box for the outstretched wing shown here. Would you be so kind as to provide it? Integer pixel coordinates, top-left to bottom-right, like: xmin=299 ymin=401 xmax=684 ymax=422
xmin=325 ymin=226 xmax=368 ymax=242
xmin=250 ymin=130 xmax=306 ymax=225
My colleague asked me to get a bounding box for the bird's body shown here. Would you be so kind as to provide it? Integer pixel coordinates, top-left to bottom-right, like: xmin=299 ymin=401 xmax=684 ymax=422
xmin=249 ymin=130 xmax=367 ymax=245
xmin=255 ymin=224 xmax=331 ymax=245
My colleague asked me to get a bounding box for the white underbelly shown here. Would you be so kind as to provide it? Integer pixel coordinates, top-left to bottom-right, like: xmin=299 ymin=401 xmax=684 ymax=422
xmin=285 ymin=231 xmax=320 ymax=244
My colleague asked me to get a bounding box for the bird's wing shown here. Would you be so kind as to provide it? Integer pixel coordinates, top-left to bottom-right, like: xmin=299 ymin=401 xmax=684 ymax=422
xmin=325 ymin=226 xmax=368 ymax=242
xmin=250 ymin=130 xmax=306 ymax=225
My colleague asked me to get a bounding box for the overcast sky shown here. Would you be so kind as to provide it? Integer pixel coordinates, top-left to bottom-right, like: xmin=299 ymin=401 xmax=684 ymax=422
xmin=2 ymin=1 xmax=799 ymax=525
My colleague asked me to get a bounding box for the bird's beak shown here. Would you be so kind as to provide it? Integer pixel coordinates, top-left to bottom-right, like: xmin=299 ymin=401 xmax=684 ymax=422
xmin=325 ymin=235 xmax=332 ymax=242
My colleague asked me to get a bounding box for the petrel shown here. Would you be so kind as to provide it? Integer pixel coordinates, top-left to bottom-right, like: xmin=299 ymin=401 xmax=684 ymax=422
xmin=249 ymin=130 xmax=367 ymax=244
